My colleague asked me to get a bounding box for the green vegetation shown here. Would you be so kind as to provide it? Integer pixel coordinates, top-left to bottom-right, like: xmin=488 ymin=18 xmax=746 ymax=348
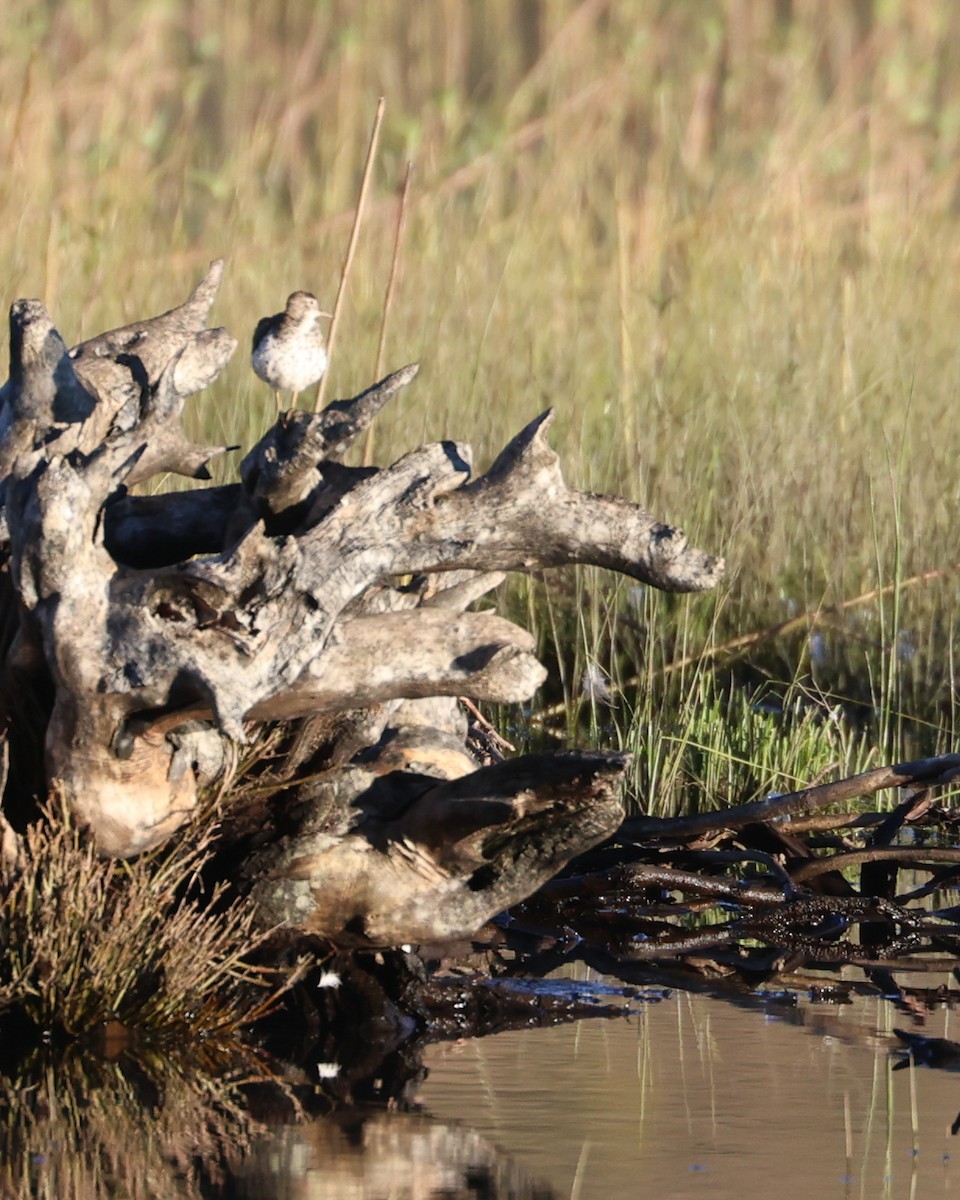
xmin=4 ymin=0 xmax=960 ymax=814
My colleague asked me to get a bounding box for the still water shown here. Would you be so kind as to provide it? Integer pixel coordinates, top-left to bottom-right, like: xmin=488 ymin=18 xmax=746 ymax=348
xmin=226 ymin=979 xmax=960 ymax=1200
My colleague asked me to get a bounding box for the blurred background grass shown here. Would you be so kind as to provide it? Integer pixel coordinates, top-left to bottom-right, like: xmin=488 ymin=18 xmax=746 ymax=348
xmin=4 ymin=0 xmax=960 ymax=810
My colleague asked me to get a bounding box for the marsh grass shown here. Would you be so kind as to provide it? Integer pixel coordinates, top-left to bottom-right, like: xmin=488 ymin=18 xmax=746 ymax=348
xmin=4 ymin=2 xmax=960 ymax=797
xmin=0 ymin=796 xmax=279 ymax=1041
xmin=624 ymin=669 xmax=875 ymax=818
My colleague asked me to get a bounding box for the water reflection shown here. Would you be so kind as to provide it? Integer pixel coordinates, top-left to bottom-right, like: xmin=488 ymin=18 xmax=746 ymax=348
xmin=419 ymin=987 xmax=960 ymax=1200
xmin=231 ymin=1114 xmax=557 ymax=1199
xmin=5 ymin=982 xmax=960 ymax=1199
xmin=0 ymin=1044 xmax=257 ymax=1198
xmin=0 ymin=1029 xmax=559 ymax=1199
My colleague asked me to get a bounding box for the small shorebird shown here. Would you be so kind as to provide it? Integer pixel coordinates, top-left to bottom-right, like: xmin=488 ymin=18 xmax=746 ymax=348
xmin=251 ymin=291 xmax=332 ymax=412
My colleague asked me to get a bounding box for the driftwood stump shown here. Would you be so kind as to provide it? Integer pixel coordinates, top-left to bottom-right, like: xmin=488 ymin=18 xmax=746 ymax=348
xmin=0 ymin=262 xmax=723 ymax=945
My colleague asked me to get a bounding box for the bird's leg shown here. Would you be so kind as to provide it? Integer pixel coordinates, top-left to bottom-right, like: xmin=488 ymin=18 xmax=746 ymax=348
xmin=290 ymin=390 xmax=300 ymax=411
xmin=273 ymin=389 xmax=282 ymax=415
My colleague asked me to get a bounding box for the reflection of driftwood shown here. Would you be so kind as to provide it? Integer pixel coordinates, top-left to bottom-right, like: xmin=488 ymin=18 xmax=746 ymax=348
xmin=0 ymin=262 xmax=722 ymax=945
xmin=239 ymin=1112 xmax=558 ymax=1199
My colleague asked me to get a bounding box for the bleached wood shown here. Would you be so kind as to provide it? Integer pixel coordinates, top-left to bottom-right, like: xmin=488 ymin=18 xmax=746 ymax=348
xmin=0 ymin=262 xmax=723 ymax=943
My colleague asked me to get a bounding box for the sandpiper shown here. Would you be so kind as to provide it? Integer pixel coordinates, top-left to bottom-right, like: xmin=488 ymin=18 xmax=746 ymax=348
xmin=251 ymin=291 xmax=332 ymax=412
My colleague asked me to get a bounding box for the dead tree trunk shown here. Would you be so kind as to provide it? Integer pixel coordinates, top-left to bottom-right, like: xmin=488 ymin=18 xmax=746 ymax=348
xmin=0 ymin=262 xmax=723 ymax=945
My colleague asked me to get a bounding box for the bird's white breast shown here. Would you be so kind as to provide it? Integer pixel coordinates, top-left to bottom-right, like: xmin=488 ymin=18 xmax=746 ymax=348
xmin=252 ymin=337 xmax=328 ymax=393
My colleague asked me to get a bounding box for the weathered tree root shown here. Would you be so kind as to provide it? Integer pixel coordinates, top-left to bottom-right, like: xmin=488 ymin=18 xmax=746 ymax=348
xmin=0 ymin=262 xmax=723 ymax=944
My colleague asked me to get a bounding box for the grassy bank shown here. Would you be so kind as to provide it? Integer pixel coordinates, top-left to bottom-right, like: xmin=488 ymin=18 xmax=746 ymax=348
xmin=3 ymin=1 xmax=960 ymax=809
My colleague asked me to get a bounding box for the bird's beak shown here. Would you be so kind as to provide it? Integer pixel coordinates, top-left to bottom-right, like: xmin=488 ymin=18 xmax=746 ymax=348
xmin=319 ymin=311 xmax=334 ymax=320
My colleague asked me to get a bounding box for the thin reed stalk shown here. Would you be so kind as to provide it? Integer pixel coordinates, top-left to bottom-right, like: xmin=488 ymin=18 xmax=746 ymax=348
xmin=364 ymin=158 xmax=413 ymax=466
xmin=314 ymin=95 xmax=386 ymax=412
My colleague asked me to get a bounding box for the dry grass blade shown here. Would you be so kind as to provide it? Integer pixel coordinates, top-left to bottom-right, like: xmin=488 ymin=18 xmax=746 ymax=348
xmin=364 ymin=158 xmax=413 ymax=466
xmin=314 ymin=95 xmax=386 ymax=412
